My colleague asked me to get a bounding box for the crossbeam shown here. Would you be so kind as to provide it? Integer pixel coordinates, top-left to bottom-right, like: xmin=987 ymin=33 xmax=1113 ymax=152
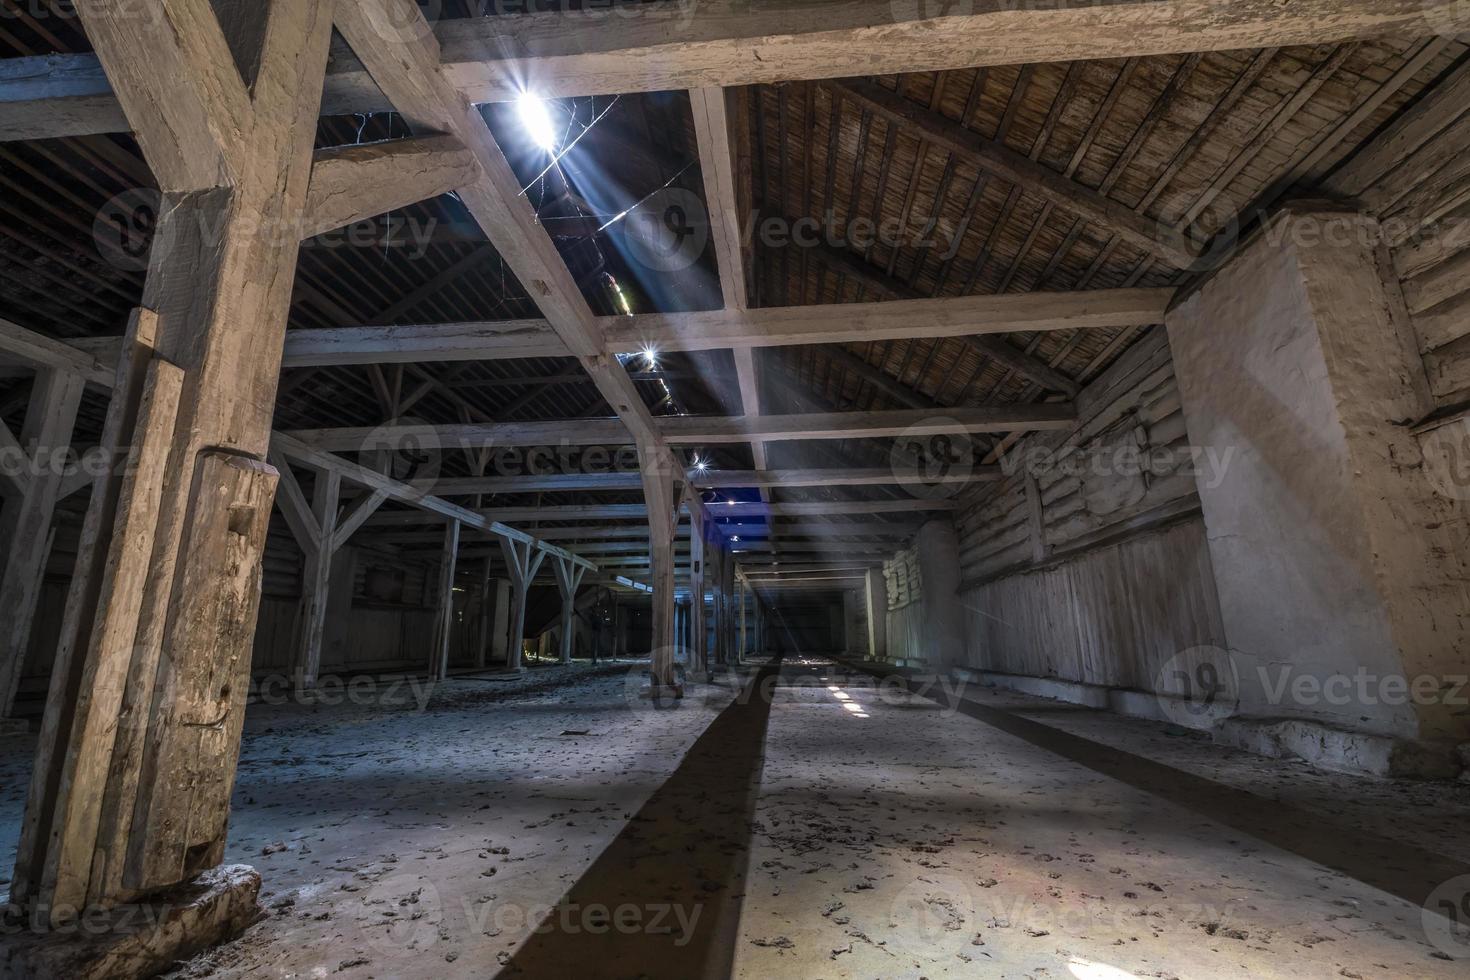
xmin=284 ymin=404 xmax=1075 ymax=450
xmin=3 ymin=2 xmax=1461 ymax=141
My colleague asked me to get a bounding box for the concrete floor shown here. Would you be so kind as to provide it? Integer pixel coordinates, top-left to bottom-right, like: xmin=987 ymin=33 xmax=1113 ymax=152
xmin=2 ymin=657 xmax=1468 ymax=978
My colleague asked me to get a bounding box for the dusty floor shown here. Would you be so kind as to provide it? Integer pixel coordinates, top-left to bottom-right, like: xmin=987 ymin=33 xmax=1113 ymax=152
xmin=2 ymin=657 xmax=1469 ymax=978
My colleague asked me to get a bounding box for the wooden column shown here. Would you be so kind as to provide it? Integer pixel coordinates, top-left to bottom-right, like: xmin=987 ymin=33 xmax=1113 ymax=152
xmin=499 ymin=538 xmax=545 ymax=671
xmin=268 ymin=450 xmax=387 ymax=688
xmin=552 ymin=556 xmax=586 ymax=664
xmin=866 ymin=568 xmax=889 ymax=662
xmin=738 ymin=578 xmax=748 ymax=661
xmin=476 ymin=558 xmax=493 ymax=668
xmin=720 ymin=549 xmax=737 ymax=664
xmin=0 ymin=367 xmax=85 ymax=718
xmin=430 ymin=519 xmax=461 ymax=680
xmin=687 ymin=510 xmax=708 ymax=675
xmin=13 ymin=0 xmax=336 ymax=920
xmin=641 ymin=468 xmax=681 ymax=693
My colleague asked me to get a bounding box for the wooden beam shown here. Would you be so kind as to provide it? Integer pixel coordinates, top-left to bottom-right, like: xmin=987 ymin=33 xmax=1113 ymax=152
xmin=65 ymin=288 xmax=1170 ymax=371
xmin=334 ymin=0 xmax=713 ymax=569
xmin=7 ymin=2 xmax=1463 ymax=141
xmin=607 ymin=288 xmax=1172 ymax=352
xmin=301 ymin=135 xmax=478 ymax=240
xmin=423 ymin=465 xmax=999 ymax=494
xmin=408 ymin=499 xmax=957 ymax=523
xmin=270 ymin=432 xmax=596 ymax=571
xmin=286 ymin=403 xmax=1074 ymax=450
xmin=0 ymin=317 xmax=115 ymax=386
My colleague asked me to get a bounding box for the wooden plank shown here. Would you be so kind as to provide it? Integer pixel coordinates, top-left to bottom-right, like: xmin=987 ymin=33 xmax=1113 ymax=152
xmin=10 ymin=308 xmax=160 ymax=910
xmin=32 ymin=356 xmax=182 ymax=912
xmin=301 ymin=135 xmax=478 ymax=240
xmin=1325 ymin=60 xmax=1470 ymax=199
xmin=828 ymin=79 xmax=1199 ymax=268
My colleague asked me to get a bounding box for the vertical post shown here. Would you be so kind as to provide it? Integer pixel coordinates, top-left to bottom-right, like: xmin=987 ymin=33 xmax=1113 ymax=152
xmin=640 ymin=467 xmax=681 ymax=693
xmin=687 ymin=509 xmax=707 ymax=676
xmin=499 ymin=538 xmax=545 ymax=671
xmin=721 ymin=549 xmax=736 ymax=664
xmin=476 ymin=558 xmax=493 ymax=668
xmin=865 ymin=568 xmax=888 ymax=663
xmin=738 ymin=576 xmax=748 ymax=661
xmin=553 ymin=557 xmax=585 ymax=665
xmin=431 ymin=519 xmax=460 ymax=680
xmin=13 ymin=0 xmax=337 ymax=919
xmin=283 ymin=463 xmax=340 ymax=689
xmin=0 ymin=368 xmax=85 ymax=718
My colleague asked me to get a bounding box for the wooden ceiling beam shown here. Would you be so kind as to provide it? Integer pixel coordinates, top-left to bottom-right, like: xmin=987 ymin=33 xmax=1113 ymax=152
xmin=4 ymin=1 xmax=1462 ymax=141
xmin=65 ymin=288 xmax=1171 ymax=370
xmin=417 ymin=466 xmax=998 ymax=495
xmin=285 ymin=403 xmax=1075 ymax=451
xmin=333 ymin=0 xmax=709 ymax=535
xmin=300 ymin=135 xmax=478 ymax=241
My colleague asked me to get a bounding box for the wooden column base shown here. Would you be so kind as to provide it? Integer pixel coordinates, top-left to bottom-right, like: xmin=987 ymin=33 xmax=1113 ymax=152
xmin=0 ymin=865 xmax=262 ymax=980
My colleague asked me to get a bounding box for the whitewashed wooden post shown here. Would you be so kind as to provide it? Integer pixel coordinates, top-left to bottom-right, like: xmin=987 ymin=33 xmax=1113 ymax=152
xmin=499 ymin=538 xmax=545 ymax=671
xmin=552 ymin=556 xmax=586 ymax=664
xmin=431 ymin=520 xmax=461 ymax=680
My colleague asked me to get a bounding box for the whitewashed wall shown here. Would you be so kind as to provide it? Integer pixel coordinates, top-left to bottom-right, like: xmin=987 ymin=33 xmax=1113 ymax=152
xmin=953 ymin=328 xmax=1227 ymax=691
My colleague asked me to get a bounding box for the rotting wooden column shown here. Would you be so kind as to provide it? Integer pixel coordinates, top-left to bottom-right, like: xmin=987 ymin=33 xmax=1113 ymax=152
xmin=12 ymin=0 xmax=335 ymax=925
xmin=430 ymin=519 xmax=461 ymax=680
xmin=552 ymin=556 xmax=586 ymax=664
xmin=499 ymin=538 xmax=545 ymax=671
xmin=0 ymin=366 xmax=85 ymax=720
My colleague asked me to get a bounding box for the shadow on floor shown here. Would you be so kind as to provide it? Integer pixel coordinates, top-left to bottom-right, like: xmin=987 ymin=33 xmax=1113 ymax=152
xmin=498 ymin=660 xmax=786 ymax=980
xmin=875 ymin=666 xmax=1470 ymax=915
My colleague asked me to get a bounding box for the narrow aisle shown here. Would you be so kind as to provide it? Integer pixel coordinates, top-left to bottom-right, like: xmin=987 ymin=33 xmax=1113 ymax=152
xmin=733 ymin=661 xmax=1463 ymax=979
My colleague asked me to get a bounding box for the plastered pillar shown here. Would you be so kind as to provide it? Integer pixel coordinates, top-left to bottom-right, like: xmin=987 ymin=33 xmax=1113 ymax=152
xmin=1166 ymin=206 xmax=1470 ymax=743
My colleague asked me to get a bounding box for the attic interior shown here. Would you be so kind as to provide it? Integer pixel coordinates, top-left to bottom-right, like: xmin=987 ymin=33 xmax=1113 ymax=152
xmin=1 ymin=1 xmax=1470 ymax=977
